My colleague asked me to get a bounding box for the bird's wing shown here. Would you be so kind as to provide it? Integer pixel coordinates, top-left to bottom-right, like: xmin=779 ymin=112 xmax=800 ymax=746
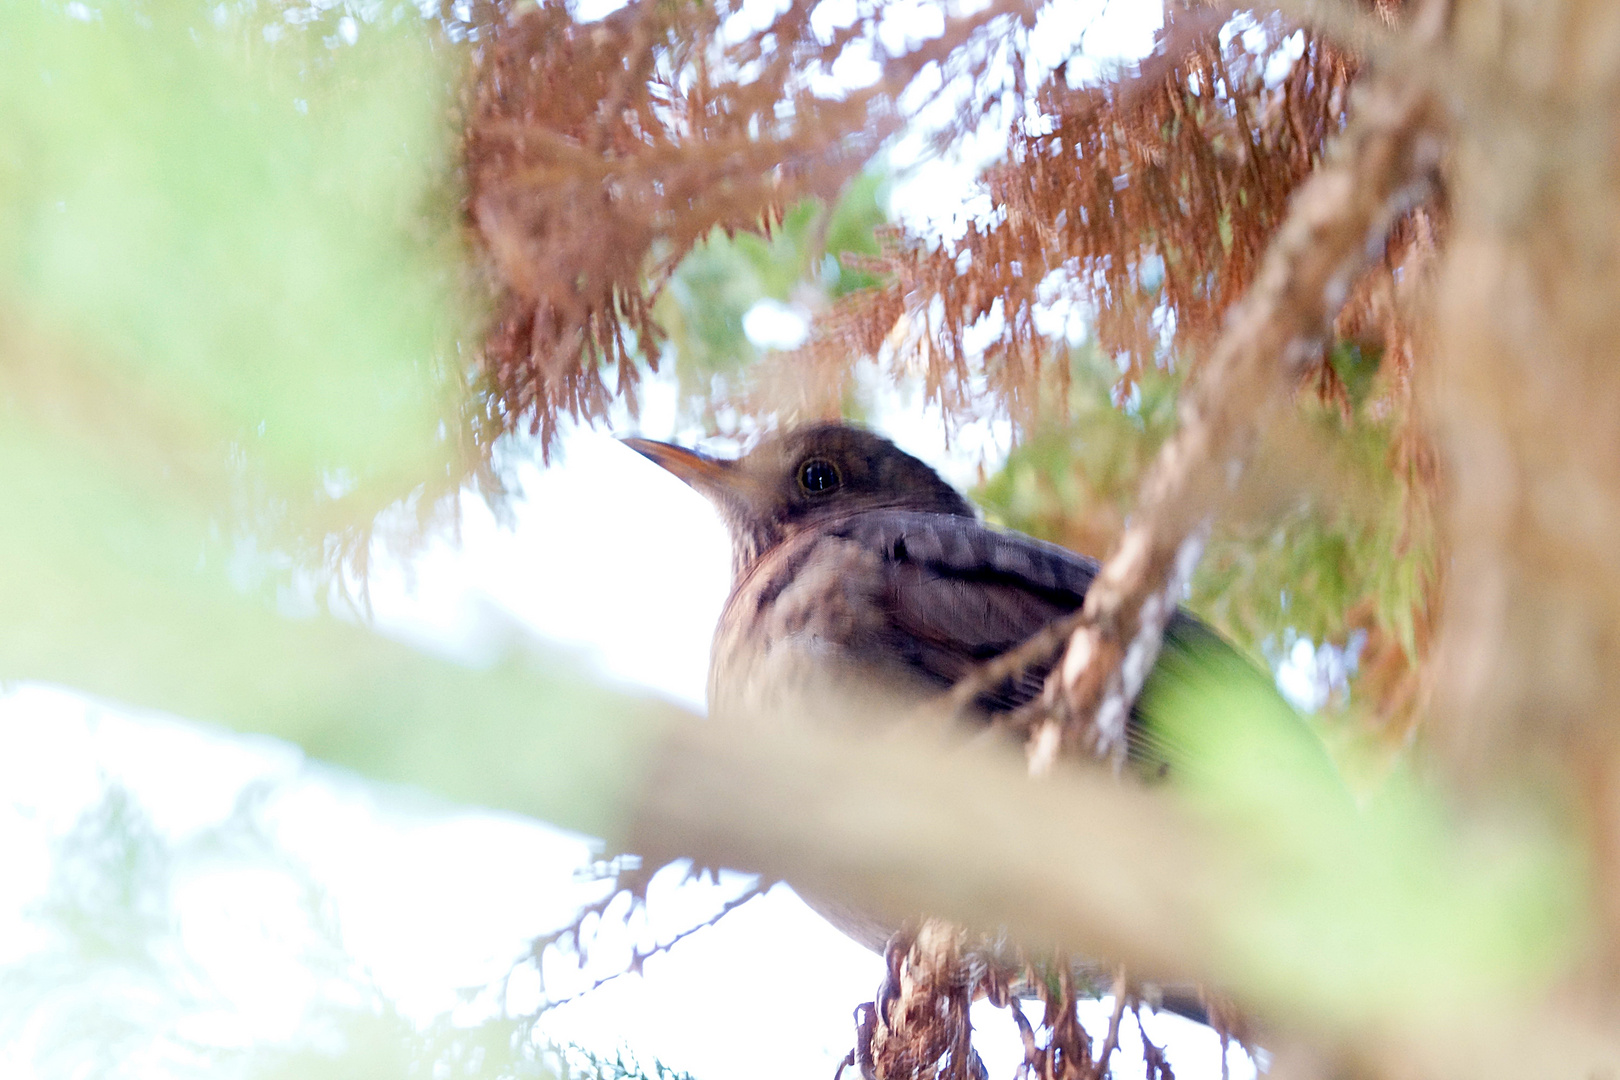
xmin=823 ymin=509 xmax=1219 ymax=718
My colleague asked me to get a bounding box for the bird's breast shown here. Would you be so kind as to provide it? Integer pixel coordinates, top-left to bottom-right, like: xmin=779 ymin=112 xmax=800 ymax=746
xmin=707 ymin=528 xmax=933 ymax=726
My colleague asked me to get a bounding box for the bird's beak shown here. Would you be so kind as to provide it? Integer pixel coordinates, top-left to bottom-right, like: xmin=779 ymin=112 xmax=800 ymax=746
xmin=621 ymin=437 xmax=736 ymax=494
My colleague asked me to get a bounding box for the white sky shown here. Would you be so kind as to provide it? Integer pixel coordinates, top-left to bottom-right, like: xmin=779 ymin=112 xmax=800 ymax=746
xmin=0 ymin=0 xmax=1277 ymax=1076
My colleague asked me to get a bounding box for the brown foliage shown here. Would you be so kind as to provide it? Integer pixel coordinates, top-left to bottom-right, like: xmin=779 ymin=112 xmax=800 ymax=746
xmin=463 ymin=0 xmax=1442 ymax=536
xmin=854 ymin=922 xmax=982 ymax=1080
xmin=864 ymin=20 xmax=1364 ymax=398
xmin=466 ymin=0 xmax=1037 ymax=449
xmin=794 ymin=8 xmax=1433 ymax=420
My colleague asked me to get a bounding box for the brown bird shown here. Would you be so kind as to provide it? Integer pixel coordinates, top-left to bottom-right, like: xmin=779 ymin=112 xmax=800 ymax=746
xmin=623 ymin=421 xmax=1260 ymax=1022
xmin=623 ymin=421 xmax=1225 ymax=738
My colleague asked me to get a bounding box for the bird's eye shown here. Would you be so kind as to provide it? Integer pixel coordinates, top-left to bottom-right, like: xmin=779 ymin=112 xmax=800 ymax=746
xmin=797 ymin=457 xmax=842 ymax=495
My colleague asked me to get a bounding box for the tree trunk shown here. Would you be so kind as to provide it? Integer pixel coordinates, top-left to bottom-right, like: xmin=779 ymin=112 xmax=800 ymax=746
xmin=1429 ymin=0 xmax=1620 ymax=977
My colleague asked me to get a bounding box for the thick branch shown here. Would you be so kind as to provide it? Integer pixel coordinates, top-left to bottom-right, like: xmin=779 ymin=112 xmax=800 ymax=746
xmin=627 ymin=712 xmax=1616 ymax=1080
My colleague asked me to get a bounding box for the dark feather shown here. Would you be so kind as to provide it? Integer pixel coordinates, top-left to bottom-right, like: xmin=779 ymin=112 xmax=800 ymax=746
xmin=822 ymin=510 xmax=1234 ymax=735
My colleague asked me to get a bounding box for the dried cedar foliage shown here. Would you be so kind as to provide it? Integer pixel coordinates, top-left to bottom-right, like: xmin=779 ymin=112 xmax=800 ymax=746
xmin=806 ymin=12 xmax=1434 ymax=422
xmin=839 ymin=921 xmax=1190 ymax=1080
xmin=465 ymin=0 xmax=1037 ymax=450
xmin=465 ymin=0 xmax=1437 ymax=456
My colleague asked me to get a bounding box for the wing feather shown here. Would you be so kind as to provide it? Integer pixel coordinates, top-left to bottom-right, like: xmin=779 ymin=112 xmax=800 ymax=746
xmin=824 ymin=511 xmax=1226 ymax=723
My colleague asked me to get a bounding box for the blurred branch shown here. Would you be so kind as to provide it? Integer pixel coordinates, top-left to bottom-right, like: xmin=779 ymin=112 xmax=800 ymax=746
xmin=628 ymin=704 xmax=1609 ymax=1080
xmin=1 ymin=552 xmax=675 ymax=844
xmin=1427 ymin=0 xmax=1620 ymax=967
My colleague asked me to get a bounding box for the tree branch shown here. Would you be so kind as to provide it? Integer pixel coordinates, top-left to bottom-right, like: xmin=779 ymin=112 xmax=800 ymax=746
xmin=626 ymin=708 xmax=1618 ymax=1080
xmin=1031 ymin=60 xmax=1444 ymax=768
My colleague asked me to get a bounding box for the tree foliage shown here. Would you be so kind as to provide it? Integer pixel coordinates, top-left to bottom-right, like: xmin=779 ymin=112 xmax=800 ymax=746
xmin=461 ymin=0 xmax=1441 ymax=757
xmin=11 ymin=0 xmax=1620 ymax=1078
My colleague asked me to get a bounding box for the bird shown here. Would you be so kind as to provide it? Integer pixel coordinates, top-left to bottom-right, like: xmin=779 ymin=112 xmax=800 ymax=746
xmin=622 ymin=421 xmax=1234 ymax=743
xmin=622 ymin=420 xmax=1276 ymax=1022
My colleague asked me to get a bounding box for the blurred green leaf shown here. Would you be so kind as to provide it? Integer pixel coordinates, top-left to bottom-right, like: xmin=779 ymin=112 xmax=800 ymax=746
xmin=0 ymin=0 xmax=476 ymax=540
xmin=658 ymin=170 xmax=890 ymax=414
xmin=1144 ymin=652 xmax=1582 ymax=1022
xmin=1328 ymin=341 xmax=1383 ymax=411
xmin=0 ymin=0 xmax=667 ymax=845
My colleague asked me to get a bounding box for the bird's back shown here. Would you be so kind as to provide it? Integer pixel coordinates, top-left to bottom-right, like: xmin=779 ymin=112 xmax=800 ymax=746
xmin=707 ymin=507 xmax=1220 ymax=741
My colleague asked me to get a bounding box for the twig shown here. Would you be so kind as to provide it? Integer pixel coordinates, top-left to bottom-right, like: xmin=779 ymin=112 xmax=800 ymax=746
xmin=1093 ymin=968 xmax=1130 ymax=1080
xmin=534 ymin=879 xmax=770 ymax=1014
xmin=1135 ymin=1004 xmax=1175 ymax=1080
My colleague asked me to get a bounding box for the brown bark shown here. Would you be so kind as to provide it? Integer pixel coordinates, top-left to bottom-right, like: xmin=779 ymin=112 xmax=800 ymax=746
xmin=1428 ymin=0 xmax=1620 ymax=983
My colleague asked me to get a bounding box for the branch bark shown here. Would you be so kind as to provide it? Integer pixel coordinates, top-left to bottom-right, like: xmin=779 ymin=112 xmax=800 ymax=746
xmin=1427 ymin=0 xmax=1620 ymax=976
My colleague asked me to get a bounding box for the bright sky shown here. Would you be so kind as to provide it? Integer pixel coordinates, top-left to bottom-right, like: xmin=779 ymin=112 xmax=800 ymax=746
xmin=0 ymin=0 xmax=1280 ymax=1076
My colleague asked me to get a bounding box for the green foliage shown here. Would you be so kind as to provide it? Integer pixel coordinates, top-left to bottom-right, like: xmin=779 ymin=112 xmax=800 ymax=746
xmin=0 ymin=0 xmax=483 ymax=577
xmin=1328 ymin=341 xmax=1383 ymax=410
xmin=657 ymin=171 xmax=889 ymax=416
xmin=1146 ymin=654 xmax=1581 ymax=1022
xmin=820 ymin=171 xmax=890 ymax=296
xmin=977 ymin=343 xmax=1432 ymax=671
xmin=1192 ymin=399 xmax=1432 ymax=664
xmin=975 ymin=343 xmax=1181 ymax=547
xmin=1 ymin=780 xmax=690 ymax=1080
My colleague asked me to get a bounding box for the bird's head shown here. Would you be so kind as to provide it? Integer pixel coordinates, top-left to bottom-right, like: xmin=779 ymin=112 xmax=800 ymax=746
xmin=623 ymin=422 xmax=974 ymax=574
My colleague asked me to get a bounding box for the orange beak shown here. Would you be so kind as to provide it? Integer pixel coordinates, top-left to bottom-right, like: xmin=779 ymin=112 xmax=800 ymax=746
xmin=621 ymin=437 xmax=735 ymax=493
